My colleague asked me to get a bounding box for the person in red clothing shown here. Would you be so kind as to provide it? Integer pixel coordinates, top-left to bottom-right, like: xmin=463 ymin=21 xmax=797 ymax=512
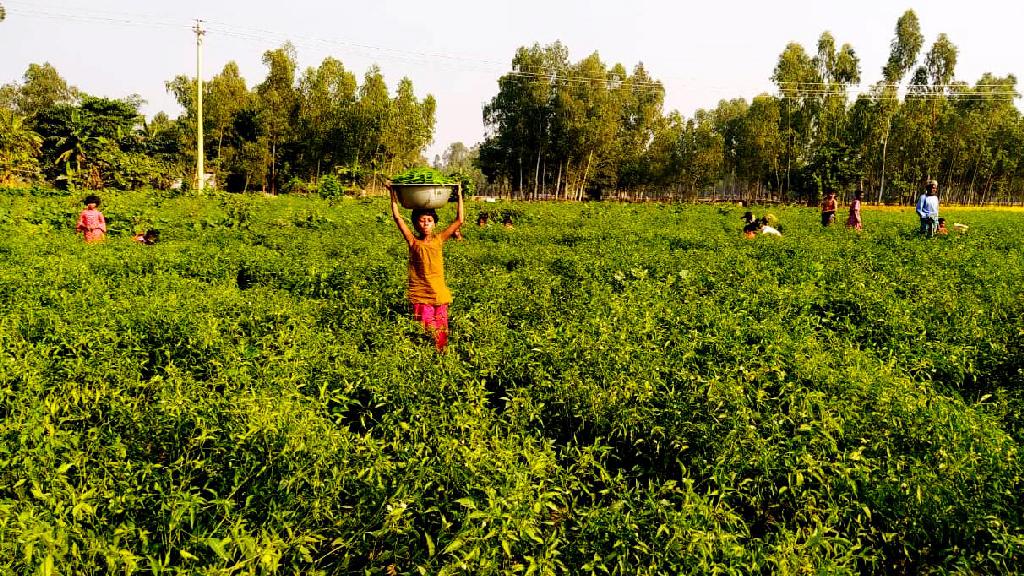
xmin=76 ymin=195 xmax=106 ymax=243
xmin=389 ymin=186 xmax=465 ymax=350
xmin=846 ymin=190 xmax=863 ymax=231
xmin=821 ymin=191 xmax=837 ymax=226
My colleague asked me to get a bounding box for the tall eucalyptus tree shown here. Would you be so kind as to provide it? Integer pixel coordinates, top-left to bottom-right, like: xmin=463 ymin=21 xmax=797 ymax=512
xmin=876 ymin=10 xmax=924 ymax=203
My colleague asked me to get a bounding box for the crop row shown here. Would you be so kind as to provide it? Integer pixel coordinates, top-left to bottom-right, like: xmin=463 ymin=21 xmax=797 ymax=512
xmin=0 ymin=190 xmax=1021 ymax=574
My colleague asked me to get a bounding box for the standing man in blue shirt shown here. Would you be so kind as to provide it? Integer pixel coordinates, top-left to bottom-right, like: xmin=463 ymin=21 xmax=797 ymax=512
xmin=916 ymin=180 xmax=940 ymax=237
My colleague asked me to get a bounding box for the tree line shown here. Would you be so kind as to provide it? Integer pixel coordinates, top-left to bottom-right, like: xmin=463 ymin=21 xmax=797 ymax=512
xmin=477 ymin=10 xmax=1023 ymax=204
xmin=1 ymin=9 xmax=1022 ymax=203
xmin=0 ymin=43 xmax=435 ymax=194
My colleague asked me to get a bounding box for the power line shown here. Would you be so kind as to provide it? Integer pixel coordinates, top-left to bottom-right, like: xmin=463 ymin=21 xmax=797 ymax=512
xmin=776 ymin=81 xmax=1017 ymax=89
xmin=0 ymin=3 xmax=771 ymax=95
xmin=4 ymin=4 xmax=189 ymax=31
xmin=4 ymin=3 xmax=1020 ymax=101
xmin=184 ymin=23 xmax=674 ymax=94
xmin=776 ymin=90 xmax=1019 ymax=100
xmin=4 ymin=0 xmax=186 ymax=23
xmin=201 ymin=19 xmax=509 ymax=70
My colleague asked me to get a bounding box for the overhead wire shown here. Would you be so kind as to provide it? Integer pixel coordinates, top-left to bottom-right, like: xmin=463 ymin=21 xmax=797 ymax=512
xmin=3 ymin=2 xmax=1019 ymax=101
xmin=202 ymin=18 xmax=674 ymax=91
xmin=776 ymin=80 xmax=1016 ymax=89
xmin=4 ymin=2 xmax=190 ymax=31
xmin=3 ymin=0 xmax=188 ymax=24
xmin=201 ymin=22 xmax=675 ymax=94
xmin=775 ymin=90 xmax=1019 ymax=100
xmin=0 ymin=2 xmax=756 ymax=96
xmin=201 ymin=18 xmax=509 ymax=69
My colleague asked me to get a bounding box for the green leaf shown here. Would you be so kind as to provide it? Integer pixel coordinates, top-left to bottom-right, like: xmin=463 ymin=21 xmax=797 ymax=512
xmin=442 ymin=538 xmax=464 ymax=555
xmin=425 ymin=533 xmax=435 ymax=557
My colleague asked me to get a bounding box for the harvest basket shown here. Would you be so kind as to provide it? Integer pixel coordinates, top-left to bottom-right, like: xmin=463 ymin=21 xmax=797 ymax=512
xmin=392 ymin=184 xmax=454 ymax=209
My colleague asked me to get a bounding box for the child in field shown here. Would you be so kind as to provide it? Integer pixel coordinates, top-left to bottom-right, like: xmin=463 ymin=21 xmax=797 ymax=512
xmin=76 ymin=195 xmax=107 ymax=243
xmin=846 ymin=190 xmax=863 ymax=230
xmin=477 ymin=212 xmax=490 ymax=227
xmin=389 ymin=186 xmax=465 ymax=351
xmin=936 ymin=218 xmax=949 ymax=235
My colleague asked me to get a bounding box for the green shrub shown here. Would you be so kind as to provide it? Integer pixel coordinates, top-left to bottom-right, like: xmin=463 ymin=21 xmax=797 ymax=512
xmin=317 ymin=174 xmax=342 ymax=199
xmin=0 ymin=194 xmax=1021 ymax=574
xmin=285 ymin=177 xmax=312 ymax=195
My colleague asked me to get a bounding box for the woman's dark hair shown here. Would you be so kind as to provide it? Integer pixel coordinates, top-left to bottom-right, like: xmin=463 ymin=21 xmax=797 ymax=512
xmin=411 ymin=208 xmax=439 ymax=236
xmin=854 ymin=189 xmax=863 ymax=200
xmin=411 ymin=208 xmax=438 ymax=223
xmin=743 ymin=219 xmax=763 ymax=234
xmin=742 ymin=211 xmax=754 ymax=223
xmin=84 ymin=195 xmax=101 ymax=206
xmin=143 ymin=229 xmax=160 ymax=244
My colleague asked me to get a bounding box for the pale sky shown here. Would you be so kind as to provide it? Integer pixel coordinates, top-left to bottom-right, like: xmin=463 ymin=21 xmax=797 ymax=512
xmin=2 ymin=0 xmax=1021 ymax=160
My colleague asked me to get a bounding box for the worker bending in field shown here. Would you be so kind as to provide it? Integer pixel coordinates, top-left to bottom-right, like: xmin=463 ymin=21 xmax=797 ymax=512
xmin=389 ymin=186 xmax=465 ymax=351
xmin=742 ymin=211 xmax=781 ymax=238
xmin=132 ymin=229 xmax=160 ymax=245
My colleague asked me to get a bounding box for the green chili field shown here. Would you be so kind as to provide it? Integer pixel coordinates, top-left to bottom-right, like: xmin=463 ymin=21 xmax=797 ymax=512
xmin=1 ymin=190 xmax=1022 ymax=575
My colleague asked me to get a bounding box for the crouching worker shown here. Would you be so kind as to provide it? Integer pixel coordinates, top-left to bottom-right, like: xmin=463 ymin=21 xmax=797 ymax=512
xmin=389 ymin=185 xmax=464 ymax=351
xmin=132 ymin=229 xmax=160 ymax=245
xmin=742 ymin=211 xmax=757 ymax=238
xmin=742 ymin=212 xmax=781 ymax=238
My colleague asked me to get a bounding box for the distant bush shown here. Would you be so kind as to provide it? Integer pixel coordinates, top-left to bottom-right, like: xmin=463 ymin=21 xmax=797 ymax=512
xmin=317 ymin=174 xmax=342 ymax=199
xmin=0 ymin=184 xmax=66 ymax=197
xmin=285 ymin=177 xmax=312 ymax=195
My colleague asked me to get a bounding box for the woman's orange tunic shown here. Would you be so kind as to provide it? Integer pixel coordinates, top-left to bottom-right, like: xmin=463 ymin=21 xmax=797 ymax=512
xmin=407 ymin=236 xmax=451 ymax=305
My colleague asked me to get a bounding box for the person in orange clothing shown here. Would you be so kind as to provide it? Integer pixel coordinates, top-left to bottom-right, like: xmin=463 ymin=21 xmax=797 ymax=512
xmin=389 ymin=186 xmax=464 ymax=351
xmin=76 ymin=195 xmax=107 ymax=243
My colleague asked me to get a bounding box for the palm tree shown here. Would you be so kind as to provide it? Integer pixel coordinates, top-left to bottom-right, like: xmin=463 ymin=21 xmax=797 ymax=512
xmin=53 ymin=108 xmax=103 ymax=178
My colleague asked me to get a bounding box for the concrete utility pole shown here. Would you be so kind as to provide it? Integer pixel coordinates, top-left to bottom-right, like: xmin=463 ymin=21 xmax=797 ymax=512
xmin=194 ymin=19 xmax=205 ymax=191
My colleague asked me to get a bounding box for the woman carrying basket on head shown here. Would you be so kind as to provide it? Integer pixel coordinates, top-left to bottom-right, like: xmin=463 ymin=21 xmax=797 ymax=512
xmin=389 ymin=184 xmax=464 ymax=351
